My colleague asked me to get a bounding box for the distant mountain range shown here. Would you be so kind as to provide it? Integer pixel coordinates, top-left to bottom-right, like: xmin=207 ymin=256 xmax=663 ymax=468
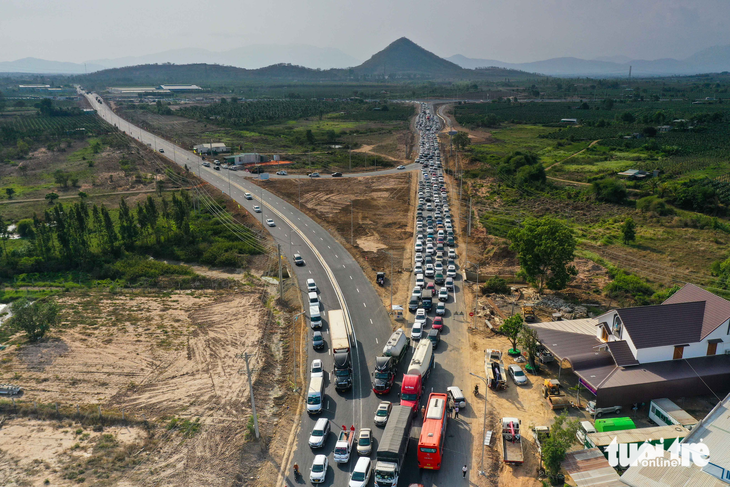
xmin=74 ymin=38 xmax=532 ymax=85
xmin=448 ymin=44 xmax=730 ymax=77
xmin=0 ymin=57 xmax=104 ymax=74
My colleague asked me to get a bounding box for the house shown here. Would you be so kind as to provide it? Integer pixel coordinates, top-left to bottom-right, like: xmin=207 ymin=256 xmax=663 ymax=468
xmin=620 ymin=391 xmax=730 ymax=486
xmin=527 ymin=284 xmax=730 ymax=407
xmin=657 ymin=125 xmax=672 ymax=133
xmin=193 ymin=143 xmax=229 ymax=155
xmin=561 ymin=118 xmax=579 ymax=124
xmin=617 ymin=169 xmax=649 ymax=180
xmin=224 ymin=153 xmax=261 ymax=165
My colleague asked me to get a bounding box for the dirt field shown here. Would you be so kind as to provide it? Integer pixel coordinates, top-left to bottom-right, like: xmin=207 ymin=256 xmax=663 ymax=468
xmin=0 ymin=275 xmax=299 ymax=486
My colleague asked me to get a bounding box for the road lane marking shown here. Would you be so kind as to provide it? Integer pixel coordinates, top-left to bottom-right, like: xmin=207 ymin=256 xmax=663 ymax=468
xmin=363 ymin=303 xmax=366 ymax=307
xmin=350 ymin=276 xmax=352 ymax=280
xmin=375 ymin=338 xmax=379 ymax=344
xmin=357 ymin=288 xmax=360 ymax=293
xmin=370 ymin=319 xmax=373 ymax=324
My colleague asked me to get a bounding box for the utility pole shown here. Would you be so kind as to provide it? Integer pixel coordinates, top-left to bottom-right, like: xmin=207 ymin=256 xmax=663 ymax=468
xmin=243 ymin=352 xmax=260 ymax=439
xmin=350 ymin=200 xmax=354 ymax=245
xmin=260 ymin=187 xmax=264 ymax=227
xmin=278 ymin=244 xmax=283 ymax=298
xmin=349 ymin=145 xmax=352 ymax=172
xmin=470 ymin=371 xmax=488 ymax=476
xmin=467 ymin=197 xmax=473 ymax=236
xmin=474 ymin=263 xmax=479 ymax=329
xmin=298 ymin=181 xmax=301 ymax=210
xmin=228 ymin=167 xmax=231 ymax=195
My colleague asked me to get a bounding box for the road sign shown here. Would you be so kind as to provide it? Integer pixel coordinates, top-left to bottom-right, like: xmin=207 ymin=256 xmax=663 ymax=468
xmin=259 ymin=173 xmax=270 ymax=180
xmin=469 ymin=312 xmax=474 ymax=317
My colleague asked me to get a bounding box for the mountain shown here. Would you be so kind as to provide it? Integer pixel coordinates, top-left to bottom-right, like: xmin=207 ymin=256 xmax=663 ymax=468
xmin=0 ymin=57 xmax=104 ymax=74
xmin=87 ymin=45 xmax=361 ymax=70
xmin=449 ymin=44 xmax=730 ymax=77
xmin=355 ymin=38 xmax=465 ymax=77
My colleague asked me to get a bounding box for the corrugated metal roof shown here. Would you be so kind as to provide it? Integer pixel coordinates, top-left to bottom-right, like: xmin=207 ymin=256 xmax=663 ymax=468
xmin=652 ymin=398 xmax=698 ymax=426
xmin=682 ymin=391 xmax=730 ymax=474
xmin=563 ymin=448 xmax=623 ymax=487
xmin=664 ymin=283 xmax=730 ymax=340
xmin=620 ymin=449 xmax=726 ymax=487
xmin=606 ymin=341 xmax=639 ymax=367
xmin=528 ymin=318 xmax=604 ymax=362
xmin=616 ymin=301 xmax=705 ymax=349
xmin=588 ymin=425 xmax=688 ymax=448
xmin=601 ymin=354 xmax=730 ymax=389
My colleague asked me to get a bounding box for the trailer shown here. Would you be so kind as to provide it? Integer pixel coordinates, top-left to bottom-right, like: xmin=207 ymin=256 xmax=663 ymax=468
xmin=374 ymin=405 xmax=413 ymax=487
xmin=329 ymin=310 xmax=352 ymax=392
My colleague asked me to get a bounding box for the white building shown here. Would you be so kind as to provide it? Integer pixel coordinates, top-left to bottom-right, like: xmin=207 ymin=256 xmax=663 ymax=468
xmin=159 ymin=85 xmax=202 ymax=92
xmin=194 ymin=143 xmax=229 ymax=155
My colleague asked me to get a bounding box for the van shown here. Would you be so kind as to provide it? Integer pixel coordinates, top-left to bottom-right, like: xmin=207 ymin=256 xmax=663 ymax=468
xmin=308 ymin=417 xmax=330 ymax=448
xmin=576 ymin=420 xmax=597 ymax=446
xmin=310 ymin=305 xmax=322 ymax=329
xmin=307 ymin=376 xmax=324 ymax=414
xmin=447 ymin=386 xmax=466 ymax=409
xmin=408 ymin=294 xmax=420 ymax=312
xmin=307 ymin=278 xmax=318 ymax=293
xmin=594 ymin=417 xmax=636 ymax=433
xmin=308 ymin=292 xmax=320 ymax=308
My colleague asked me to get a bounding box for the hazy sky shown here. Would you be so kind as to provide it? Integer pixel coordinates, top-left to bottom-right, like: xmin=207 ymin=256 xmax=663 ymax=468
xmin=2 ymin=0 xmax=730 ymax=63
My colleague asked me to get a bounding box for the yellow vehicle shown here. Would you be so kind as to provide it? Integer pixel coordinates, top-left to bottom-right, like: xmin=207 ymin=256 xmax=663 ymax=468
xmin=522 ymin=304 xmax=536 ymax=322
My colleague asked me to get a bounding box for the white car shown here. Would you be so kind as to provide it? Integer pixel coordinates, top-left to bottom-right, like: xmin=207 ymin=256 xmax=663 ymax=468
xmin=414 ymin=263 xmax=423 ymax=275
xmin=310 ymin=454 xmax=328 ymax=483
xmin=412 ymin=286 xmax=422 ymax=299
xmin=349 ymin=457 xmax=372 ymax=487
xmin=435 ymin=302 xmax=446 ymax=316
xmin=276 ymin=170 xmax=287 ymax=175
xmin=244 ymin=192 xmax=253 ymax=200
xmin=414 ymin=252 xmax=423 ymax=264
xmin=445 ymin=277 xmax=455 ymax=291
xmin=415 ymin=274 xmax=425 ymax=288
xmin=357 ymin=428 xmax=372 ymax=456
xmin=253 ymin=206 xmax=262 ymax=213
xmin=414 ymin=242 xmax=423 ymax=253
xmin=415 ymin=308 xmax=427 ymax=326
xmin=307 ymin=278 xmax=318 ymax=293
xmin=448 ymin=248 xmax=456 ymax=259
xmin=411 ymin=321 xmax=423 ymax=340
xmin=308 ymin=417 xmax=329 ymax=448
xmin=266 ymin=219 xmax=275 ymax=227
xmin=425 ymin=264 xmax=434 ymax=277
xmin=434 ymin=262 xmax=443 ymax=273
xmin=311 ymin=359 xmax=324 ymax=378
xmin=374 ymin=401 xmax=392 ymax=426
xmin=447 ymin=265 xmax=456 ymax=277
xmin=438 ymin=287 xmax=449 ymax=302
xmin=396 ymin=165 xmax=406 ymax=170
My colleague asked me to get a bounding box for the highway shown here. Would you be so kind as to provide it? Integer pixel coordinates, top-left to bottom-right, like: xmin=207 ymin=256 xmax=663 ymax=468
xmin=81 ymin=91 xmax=475 ymax=486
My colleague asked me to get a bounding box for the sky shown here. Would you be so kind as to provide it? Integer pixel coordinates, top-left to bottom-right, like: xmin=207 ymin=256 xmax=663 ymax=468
xmin=2 ymin=0 xmax=730 ymax=64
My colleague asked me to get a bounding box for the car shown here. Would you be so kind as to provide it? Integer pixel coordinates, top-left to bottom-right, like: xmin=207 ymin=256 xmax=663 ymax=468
xmin=357 ymin=428 xmax=372 ymax=456
xmin=308 ymin=417 xmax=330 ymax=448
xmin=438 ymin=287 xmax=449 ymax=302
xmin=214 ymin=160 xmax=220 ymax=165
xmin=425 ymin=282 xmax=436 ymax=293
xmin=293 ymin=254 xmax=305 ymax=266
xmin=447 ymin=386 xmax=467 ymax=409
xmin=202 ymin=161 xmax=211 ymax=167
xmin=374 ymin=401 xmax=392 ymax=426
xmin=214 ymin=165 xmax=220 ymax=170
xmin=412 ymin=286 xmax=422 ymax=299
xmin=276 ymin=170 xmax=287 ymax=175
xmin=414 ymin=263 xmax=423 ymax=275
xmin=508 ymin=364 xmax=528 ymax=385
xmin=396 ymin=165 xmax=406 ymax=170
xmin=415 ymin=274 xmax=425 ymax=288
xmin=447 ymin=265 xmax=456 ymax=277
xmin=425 ymin=264 xmax=434 ymax=277
xmin=428 ymin=328 xmax=440 ymax=348
xmin=445 ymin=277 xmax=455 ymax=291
xmin=331 ymin=172 xmax=343 ymax=177
xmin=432 ymin=316 xmax=444 ymax=330
xmin=266 ymin=219 xmax=275 ymax=227
xmin=414 ymin=252 xmax=423 ymax=264
xmin=253 ymin=205 xmax=261 ymax=213
xmin=435 ymin=302 xmax=446 ymax=316
xmin=309 ymin=172 xmax=320 ymax=178
xmin=426 ymin=244 xmax=434 ymax=255
xmin=312 ymin=331 xmax=325 ymax=350
xmin=349 ymin=457 xmax=372 ymax=487
xmin=310 ymin=454 xmax=328 ymax=484
xmin=159 ymin=148 xmax=164 ymax=153
xmin=411 ymin=321 xmax=423 ymax=340
xmin=307 ymin=278 xmax=318 ymax=293
xmin=311 ymin=359 xmax=323 ymax=378
xmin=434 ymin=262 xmax=444 ymax=273
xmin=244 ymin=192 xmax=253 ymax=200
xmin=414 ymin=242 xmax=423 ymax=253
xmin=415 ymin=308 xmax=427 ymax=326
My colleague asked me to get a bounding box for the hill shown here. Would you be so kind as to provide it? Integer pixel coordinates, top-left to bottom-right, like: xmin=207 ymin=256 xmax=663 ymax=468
xmin=354 ymin=37 xmax=465 ymax=78
xmin=0 ymin=57 xmax=104 ymax=74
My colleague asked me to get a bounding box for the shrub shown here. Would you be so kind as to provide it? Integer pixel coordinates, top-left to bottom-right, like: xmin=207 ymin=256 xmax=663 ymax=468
xmin=16 ymin=218 xmax=34 ymax=238
xmin=604 ymin=272 xmax=655 ymax=304
xmin=481 ymin=276 xmax=510 ymax=294
xmin=636 ymin=195 xmax=674 ymax=216
xmin=592 ymin=178 xmax=627 ymax=204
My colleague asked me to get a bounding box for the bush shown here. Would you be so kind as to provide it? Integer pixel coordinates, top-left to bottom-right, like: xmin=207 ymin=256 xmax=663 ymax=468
xmin=16 ymin=218 xmax=34 ymax=238
xmin=482 ymin=276 xmax=510 ymax=294
xmin=636 ymin=195 xmax=674 ymax=216
xmin=592 ymin=178 xmax=627 ymax=204
xmin=604 ymin=272 xmax=655 ymax=303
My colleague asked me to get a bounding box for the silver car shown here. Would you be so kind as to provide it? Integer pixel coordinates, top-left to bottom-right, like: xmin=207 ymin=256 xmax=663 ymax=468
xmin=508 ymin=364 xmax=528 ymax=385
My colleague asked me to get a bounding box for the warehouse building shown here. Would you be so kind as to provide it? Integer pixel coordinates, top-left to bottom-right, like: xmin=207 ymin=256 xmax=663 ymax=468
xmin=159 ymin=85 xmax=202 ymax=92
xmin=224 ymin=153 xmax=262 ymax=165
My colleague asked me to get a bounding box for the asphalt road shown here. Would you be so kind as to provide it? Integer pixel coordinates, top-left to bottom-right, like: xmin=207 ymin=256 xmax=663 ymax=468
xmin=80 ymin=90 xmax=400 ymax=486
xmin=239 ymin=164 xmax=420 ymax=179
xmin=81 ymin=91 xmax=476 ymax=485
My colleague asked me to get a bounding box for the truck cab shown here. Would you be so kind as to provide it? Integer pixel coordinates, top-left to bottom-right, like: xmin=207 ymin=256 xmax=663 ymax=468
xmin=334 ymin=352 xmax=353 ymax=391
xmin=372 ymin=356 xmax=396 ymax=394
xmin=400 ymin=374 xmax=423 ymax=412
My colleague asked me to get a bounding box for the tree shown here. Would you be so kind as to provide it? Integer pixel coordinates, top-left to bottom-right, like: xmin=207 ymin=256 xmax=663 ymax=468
xmin=453 ymin=131 xmax=470 ymax=151
xmin=541 ymin=413 xmax=580 ymax=481
xmin=305 ymin=129 xmax=315 ymax=145
xmin=45 ymin=192 xmax=59 ymax=204
xmin=516 ymin=164 xmax=546 ymax=187
xmin=619 ymin=111 xmax=636 ymax=123
xmin=0 ymin=90 xmax=5 ymax=111
xmin=17 ymin=140 xmax=30 ymax=155
xmin=500 ymin=315 xmax=524 ymax=353
xmin=642 ymin=126 xmax=657 ymax=137
xmin=16 ymin=218 xmax=34 ymax=238
xmin=508 ymin=217 xmax=577 ymax=291
xmin=601 ymin=98 xmax=614 ymax=110
xmin=5 ymin=188 xmax=15 ymax=199
xmin=482 ymin=113 xmax=500 ymax=128
xmin=518 ymin=326 xmax=540 ymax=372
xmin=592 ymin=178 xmax=627 ymax=204
xmin=621 ymin=217 xmax=636 ymax=244
xmin=53 ymin=170 xmax=70 ymax=188
xmin=9 ymin=298 xmax=60 ymax=342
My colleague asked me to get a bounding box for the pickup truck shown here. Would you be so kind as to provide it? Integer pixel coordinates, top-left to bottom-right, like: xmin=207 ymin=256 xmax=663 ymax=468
xmin=334 ymin=428 xmax=355 ymax=463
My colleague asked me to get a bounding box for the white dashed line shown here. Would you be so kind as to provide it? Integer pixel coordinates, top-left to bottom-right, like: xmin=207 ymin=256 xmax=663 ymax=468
xmin=343 ymin=265 xmax=346 ymax=268
xmin=335 ymin=254 xmax=338 ymax=258
xmin=328 ymin=245 xmax=331 ymax=249
xmin=350 ymin=276 xmax=352 ymax=280
xmin=370 ymin=319 xmax=373 ymax=324
xmin=363 ymin=303 xmax=367 ymax=308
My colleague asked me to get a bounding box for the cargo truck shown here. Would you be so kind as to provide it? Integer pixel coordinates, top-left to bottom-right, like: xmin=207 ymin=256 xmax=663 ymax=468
xmin=421 ymin=289 xmax=433 ymax=311
xmin=501 ymin=417 xmax=524 ymax=465
xmin=373 ymin=329 xmax=410 ymax=394
xmin=400 ymin=339 xmax=433 ymax=412
xmin=329 ymin=310 xmax=352 ymax=391
xmin=374 ymin=405 xmax=412 ymax=487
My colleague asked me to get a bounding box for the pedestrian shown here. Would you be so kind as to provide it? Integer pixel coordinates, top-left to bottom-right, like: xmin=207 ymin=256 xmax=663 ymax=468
xmin=455 ymin=406 xmax=460 ymax=419
xmin=462 ymin=464 xmax=468 ymax=478
xmin=421 ymin=405 xmax=426 ymax=419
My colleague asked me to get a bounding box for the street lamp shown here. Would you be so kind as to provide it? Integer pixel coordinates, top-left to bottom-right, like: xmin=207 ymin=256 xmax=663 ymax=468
xmin=469 ymin=371 xmax=488 ymax=476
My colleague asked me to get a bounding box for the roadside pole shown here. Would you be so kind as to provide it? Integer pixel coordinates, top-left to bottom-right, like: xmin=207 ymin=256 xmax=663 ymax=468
xmin=260 ymin=186 xmax=264 ymax=227
xmin=470 ymin=371 xmax=488 ymax=476
xmin=278 ymin=244 xmax=283 ymax=298
xmin=350 ymin=200 xmax=354 ymax=245
xmin=243 ymin=353 xmax=260 ymax=439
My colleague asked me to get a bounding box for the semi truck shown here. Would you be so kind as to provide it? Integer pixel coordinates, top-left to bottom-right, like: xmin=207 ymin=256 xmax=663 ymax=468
xmin=329 ymin=310 xmax=352 ymax=391
xmin=501 ymin=417 xmax=524 ymax=465
xmin=373 ymin=329 xmax=410 ymax=394
xmin=374 ymin=405 xmax=413 ymax=487
xmin=400 ymin=339 xmax=433 ymax=412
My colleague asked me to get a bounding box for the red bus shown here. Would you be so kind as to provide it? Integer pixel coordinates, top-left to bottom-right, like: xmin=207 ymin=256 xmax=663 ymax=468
xmin=417 ymin=393 xmax=448 ymax=469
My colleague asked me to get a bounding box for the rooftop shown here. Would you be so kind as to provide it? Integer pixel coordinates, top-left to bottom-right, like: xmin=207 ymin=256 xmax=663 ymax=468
xmin=663 ymin=283 xmax=730 ymax=340
xmin=614 ymin=301 xmax=706 ymax=349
